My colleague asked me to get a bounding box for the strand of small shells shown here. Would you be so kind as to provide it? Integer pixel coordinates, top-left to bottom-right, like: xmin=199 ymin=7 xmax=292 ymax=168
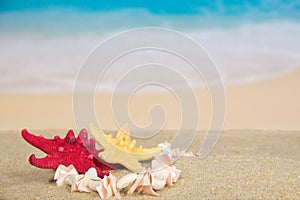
xmin=54 ymin=152 xmax=181 ymax=199
xmin=158 ymin=142 xmax=196 ymax=158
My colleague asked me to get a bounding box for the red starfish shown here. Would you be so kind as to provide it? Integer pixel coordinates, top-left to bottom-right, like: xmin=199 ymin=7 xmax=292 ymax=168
xmin=21 ymin=129 xmax=114 ymax=178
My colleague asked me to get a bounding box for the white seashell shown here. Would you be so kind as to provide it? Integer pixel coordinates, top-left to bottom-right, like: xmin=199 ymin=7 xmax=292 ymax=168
xmin=96 ymin=176 xmax=109 ymax=199
xmin=109 ymin=174 xmax=121 ymax=200
xmin=126 ymin=170 xmax=161 ymax=196
xmin=152 ymin=169 xmax=169 ymax=190
xmin=140 ymin=172 xmax=151 ymax=186
xmin=71 ymin=168 xmax=99 ymax=193
xmin=155 ymin=153 xmax=172 ymax=166
xmin=158 ymin=142 xmax=173 ymax=159
xmin=96 ymin=182 xmax=108 ymax=199
xmin=117 ymin=173 xmax=138 ymax=189
xmin=151 ymin=159 xmax=164 ymax=169
xmin=152 ymin=178 xmax=166 ymax=190
xmin=88 ymin=177 xmax=102 ymax=191
xmin=165 ymin=166 xmax=182 ymax=186
xmin=171 ymin=167 xmax=182 ymax=183
xmin=127 ymin=169 xmax=146 ymax=195
xmin=71 ymin=174 xmax=84 ymax=192
xmin=115 ymin=160 xmax=182 ymax=197
xmin=82 ymin=168 xmax=98 ymax=186
xmin=172 ymin=148 xmax=195 ymax=157
xmin=139 ymin=185 xmax=160 ymax=196
xmin=65 ymin=174 xmax=76 ymax=186
xmin=78 ymin=168 xmax=98 ymax=192
xmin=102 ymin=176 xmax=111 ymax=191
xmin=54 ymin=164 xmax=78 ymax=187
xmin=96 ymin=174 xmax=121 ymax=200
xmin=77 ymin=181 xmax=91 ymax=193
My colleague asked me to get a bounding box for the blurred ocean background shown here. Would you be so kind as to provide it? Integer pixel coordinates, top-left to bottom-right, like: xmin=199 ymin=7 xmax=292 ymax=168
xmin=1 ymin=0 xmax=300 ymax=92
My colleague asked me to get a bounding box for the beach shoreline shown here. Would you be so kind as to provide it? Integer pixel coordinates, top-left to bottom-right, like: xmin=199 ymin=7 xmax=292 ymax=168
xmin=1 ymin=68 xmax=300 ymax=130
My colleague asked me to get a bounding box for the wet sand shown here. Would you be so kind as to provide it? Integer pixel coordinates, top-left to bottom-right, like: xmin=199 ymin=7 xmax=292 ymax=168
xmin=1 ymin=69 xmax=300 ymax=131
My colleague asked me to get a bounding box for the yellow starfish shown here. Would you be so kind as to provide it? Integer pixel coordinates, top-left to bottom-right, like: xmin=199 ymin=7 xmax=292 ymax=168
xmin=89 ymin=124 xmax=161 ymax=173
xmin=106 ymin=124 xmax=161 ymax=161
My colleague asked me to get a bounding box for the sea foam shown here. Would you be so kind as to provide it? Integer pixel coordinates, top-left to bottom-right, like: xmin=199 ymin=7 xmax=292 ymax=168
xmin=0 ymin=10 xmax=299 ymax=93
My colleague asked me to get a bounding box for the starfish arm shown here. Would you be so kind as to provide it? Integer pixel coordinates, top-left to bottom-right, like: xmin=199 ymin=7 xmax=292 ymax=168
xmin=29 ymin=154 xmax=59 ymax=169
xmin=89 ymin=124 xmax=112 ymax=150
xmin=21 ymin=129 xmax=55 ymax=154
xmin=64 ymin=130 xmax=76 ymax=144
xmin=132 ymin=148 xmax=162 ymax=161
xmin=99 ymin=151 xmax=143 ymax=173
xmin=77 ymin=129 xmax=91 ymax=147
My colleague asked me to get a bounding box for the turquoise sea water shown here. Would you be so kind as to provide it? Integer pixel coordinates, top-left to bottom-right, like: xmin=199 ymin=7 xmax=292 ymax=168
xmin=2 ymin=0 xmax=300 ymax=17
xmin=1 ymin=0 xmax=300 ymax=31
xmin=0 ymin=1 xmax=300 ymax=92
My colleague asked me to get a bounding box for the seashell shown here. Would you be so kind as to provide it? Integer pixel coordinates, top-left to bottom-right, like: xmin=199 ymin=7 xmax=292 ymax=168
xmin=166 ymin=171 xmax=174 ymax=186
xmin=151 ymin=159 xmax=163 ymax=169
xmin=152 ymin=177 xmax=166 ymax=190
xmin=71 ymin=168 xmax=99 ymax=193
xmin=54 ymin=164 xmax=78 ymax=186
xmin=96 ymin=174 xmax=121 ymax=200
xmin=97 ymin=177 xmax=113 ymax=199
xmin=138 ymin=185 xmax=159 ymax=196
xmin=173 ymin=148 xmax=195 ymax=158
xmin=88 ymin=177 xmax=102 ymax=191
xmin=71 ymin=174 xmax=84 ymax=192
xmin=158 ymin=142 xmax=173 ymax=159
xmin=127 ymin=170 xmax=146 ymax=195
xmin=152 ymin=169 xmax=169 ymax=190
xmin=137 ymin=173 xmax=159 ymax=196
xmin=126 ymin=170 xmax=160 ymax=196
xmin=66 ymin=174 xmax=76 ymax=186
xmin=109 ymin=174 xmax=122 ymax=200
xmin=140 ymin=172 xmax=152 ymax=186
xmin=117 ymin=173 xmax=138 ymax=189
xmin=165 ymin=166 xmax=182 ymax=186
xmin=151 ymin=158 xmax=182 ymax=187
xmin=116 ymin=160 xmax=182 ymax=197
xmin=171 ymin=166 xmax=181 ymax=183
xmin=155 ymin=153 xmax=172 ymax=166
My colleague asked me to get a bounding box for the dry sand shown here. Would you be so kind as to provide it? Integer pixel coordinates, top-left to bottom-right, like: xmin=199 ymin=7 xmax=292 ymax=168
xmin=0 ymin=130 xmax=299 ymax=199
xmin=0 ymin=69 xmax=300 ymax=199
xmin=0 ymin=69 xmax=300 ymax=130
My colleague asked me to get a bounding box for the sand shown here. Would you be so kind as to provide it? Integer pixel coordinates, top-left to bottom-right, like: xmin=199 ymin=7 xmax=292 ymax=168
xmin=0 ymin=130 xmax=299 ymax=199
xmin=0 ymin=68 xmax=300 ymax=199
xmin=1 ymin=69 xmax=300 ymax=130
